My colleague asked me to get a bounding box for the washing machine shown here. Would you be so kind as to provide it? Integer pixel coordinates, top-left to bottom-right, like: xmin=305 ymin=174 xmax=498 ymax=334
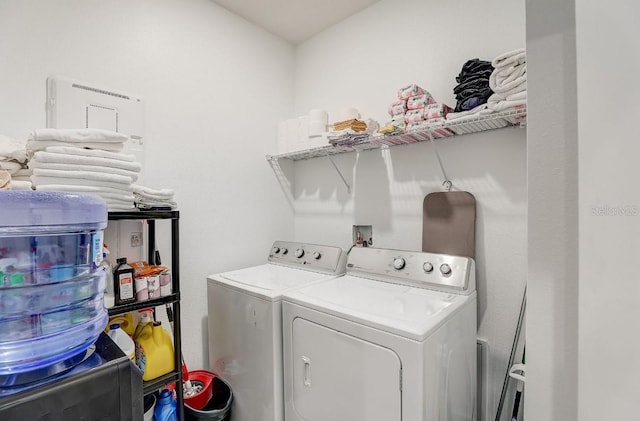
xmin=282 ymin=246 xmax=477 ymax=421
xmin=207 ymin=241 xmax=347 ymax=421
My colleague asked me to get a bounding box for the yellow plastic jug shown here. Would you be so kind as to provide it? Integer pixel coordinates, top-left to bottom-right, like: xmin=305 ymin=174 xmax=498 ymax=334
xmin=134 ymin=321 xmax=175 ymax=381
xmin=106 ymin=313 xmax=136 ymax=337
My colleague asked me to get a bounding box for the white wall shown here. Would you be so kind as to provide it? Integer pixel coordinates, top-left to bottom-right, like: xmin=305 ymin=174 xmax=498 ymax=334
xmin=527 ymin=1 xmax=640 ymax=419
xmin=0 ymin=0 xmax=295 ymax=369
xmin=575 ymin=1 xmax=640 ymax=420
xmin=291 ymin=0 xmax=527 ymax=419
xmin=525 ymin=0 xmax=579 ymax=419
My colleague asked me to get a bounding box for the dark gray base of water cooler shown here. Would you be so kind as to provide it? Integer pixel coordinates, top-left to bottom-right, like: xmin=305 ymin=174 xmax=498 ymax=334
xmin=0 ymin=333 xmax=143 ymax=420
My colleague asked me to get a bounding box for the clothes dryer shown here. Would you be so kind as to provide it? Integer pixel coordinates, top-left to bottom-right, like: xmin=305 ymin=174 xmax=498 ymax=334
xmin=282 ymin=247 xmax=477 ymax=421
xmin=207 ymin=241 xmax=346 ymax=421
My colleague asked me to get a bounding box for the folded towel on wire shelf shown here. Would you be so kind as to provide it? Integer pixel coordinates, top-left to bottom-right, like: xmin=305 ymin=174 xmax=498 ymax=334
xmin=133 ymin=185 xmax=174 ymax=199
xmin=492 ymin=49 xmax=526 ymax=69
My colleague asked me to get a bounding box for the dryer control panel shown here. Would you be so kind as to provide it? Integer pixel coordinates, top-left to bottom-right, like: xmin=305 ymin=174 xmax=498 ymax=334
xmin=268 ymin=241 xmax=347 ymax=275
xmin=346 ymin=247 xmax=476 ymax=295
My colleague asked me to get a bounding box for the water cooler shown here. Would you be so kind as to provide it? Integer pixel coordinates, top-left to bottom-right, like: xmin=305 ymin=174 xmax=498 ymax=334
xmin=0 ymin=191 xmax=143 ymax=420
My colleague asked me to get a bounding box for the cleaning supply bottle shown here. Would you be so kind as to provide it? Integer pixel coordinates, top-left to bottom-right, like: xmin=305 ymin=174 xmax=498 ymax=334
xmin=134 ymin=320 xmax=175 ymax=381
xmin=107 ymin=323 xmax=135 ymax=361
xmin=101 ymin=244 xmax=115 ymax=308
xmin=154 ymin=389 xmax=177 ymax=421
xmin=113 ymin=257 xmax=135 ymax=305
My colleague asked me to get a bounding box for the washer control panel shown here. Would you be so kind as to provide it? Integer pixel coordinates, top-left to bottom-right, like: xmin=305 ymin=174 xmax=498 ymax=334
xmin=268 ymin=241 xmax=347 ymax=275
xmin=345 ymin=247 xmax=475 ymax=294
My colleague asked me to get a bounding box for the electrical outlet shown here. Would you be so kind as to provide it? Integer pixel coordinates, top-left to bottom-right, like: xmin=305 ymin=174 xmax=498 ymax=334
xmin=352 ymin=225 xmax=373 ymax=247
xmin=130 ymin=232 xmax=142 ymax=247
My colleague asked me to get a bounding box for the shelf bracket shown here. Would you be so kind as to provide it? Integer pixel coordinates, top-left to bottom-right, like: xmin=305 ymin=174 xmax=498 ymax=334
xmin=266 ymin=156 xmax=296 ymax=210
xmin=325 ymin=152 xmax=351 ymax=194
xmin=428 ymin=137 xmax=452 ymax=191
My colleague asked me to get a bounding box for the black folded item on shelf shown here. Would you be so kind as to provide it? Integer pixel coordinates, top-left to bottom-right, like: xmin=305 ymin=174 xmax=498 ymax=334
xmin=453 ymin=58 xmax=494 ymax=112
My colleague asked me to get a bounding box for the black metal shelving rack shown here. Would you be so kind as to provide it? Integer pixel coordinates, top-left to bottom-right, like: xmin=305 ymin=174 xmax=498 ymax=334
xmin=107 ymin=210 xmax=183 ymax=420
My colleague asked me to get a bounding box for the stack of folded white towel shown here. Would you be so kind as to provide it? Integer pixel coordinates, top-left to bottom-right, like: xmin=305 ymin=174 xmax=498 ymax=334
xmin=0 ymin=134 xmax=31 ymax=190
xmin=133 ymin=185 xmax=176 ymax=210
xmin=446 ymin=49 xmax=527 ymax=123
xmin=487 ymin=49 xmax=527 ymax=113
xmin=28 ymin=129 xmax=142 ymax=211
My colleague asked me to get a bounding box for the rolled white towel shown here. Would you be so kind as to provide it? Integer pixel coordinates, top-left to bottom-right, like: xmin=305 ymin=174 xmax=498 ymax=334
xmin=29 ymin=160 xmax=140 ymax=182
xmin=29 ymin=128 xmax=129 ymax=143
xmin=492 ymin=49 xmax=526 ymax=69
xmin=33 ymin=151 xmax=142 ymax=172
xmin=489 ymin=63 xmax=526 ymax=92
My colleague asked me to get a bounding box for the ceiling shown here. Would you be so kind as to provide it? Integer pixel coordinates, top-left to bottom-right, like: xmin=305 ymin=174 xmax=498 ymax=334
xmin=212 ymin=0 xmax=381 ymax=44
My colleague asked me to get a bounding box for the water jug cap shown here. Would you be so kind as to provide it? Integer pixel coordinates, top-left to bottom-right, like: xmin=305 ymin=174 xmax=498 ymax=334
xmin=0 ymin=191 xmax=107 ymax=228
xmin=159 ymin=389 xmax=173 ymax=399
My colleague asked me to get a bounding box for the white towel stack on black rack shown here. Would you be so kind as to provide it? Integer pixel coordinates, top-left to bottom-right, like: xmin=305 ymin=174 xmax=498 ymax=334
xmin=487 ymin=49 xmax=527 ymax=113
xmin=28 ymin=130 xmax=142 ymax=211
xmin=132 ymin=185 xmax=176 ymax=210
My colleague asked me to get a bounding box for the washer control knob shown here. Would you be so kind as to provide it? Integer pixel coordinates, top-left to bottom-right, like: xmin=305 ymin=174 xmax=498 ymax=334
xmin=393 ymin=257 xmax=406 ymax=270
xmin=272 ymin=247 xmax=280 ymax=254
xmin=295 ymin=249 xmax=305 ymax=258
xmin=281 ymin=248 xmax=288 ymax=255
xmin=313 ymin=251 xmax=321 ymax=260
xmin=423 ymin=262 xmax=434 ymax=273
xmin=440 ymin=263 xmax=452 ymax=275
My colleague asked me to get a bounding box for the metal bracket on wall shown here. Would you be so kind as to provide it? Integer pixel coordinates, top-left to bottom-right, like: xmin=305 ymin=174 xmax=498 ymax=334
xmin=266 ymin=156 xmax=295 ymax=210
xmin=428 ymin=137 xmax=452 ymax=191
xmin=325 ymin=151 xmax=351 ymax=194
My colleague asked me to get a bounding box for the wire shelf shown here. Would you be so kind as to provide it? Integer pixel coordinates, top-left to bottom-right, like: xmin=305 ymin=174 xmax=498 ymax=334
xmin=266 ymin=107 xmax=527 ymax=162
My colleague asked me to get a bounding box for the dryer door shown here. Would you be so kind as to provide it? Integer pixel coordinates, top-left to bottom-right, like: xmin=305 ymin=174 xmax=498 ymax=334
xmin=291 ymin=318 xmax=401 ymax=421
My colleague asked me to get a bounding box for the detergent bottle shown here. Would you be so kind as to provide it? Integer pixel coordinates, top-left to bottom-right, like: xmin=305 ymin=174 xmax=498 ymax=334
xmin=154 ymin=389 xmax=177 ymax=421
xmin=107 ymin=323 xmax=135 ymax=361
xmin=134 ymin=320 xmax=175 ymax=381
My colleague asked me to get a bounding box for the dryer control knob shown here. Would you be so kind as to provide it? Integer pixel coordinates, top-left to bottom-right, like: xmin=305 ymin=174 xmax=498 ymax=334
xmin=272 ymin=247 xmax=280 ymax=254
xmin=281 ymin=248 xmax=288 ymax=255
xmin=295 ymin=249 xmax=305 ymax=258
xmin=393 ymin=257 xmax=406 ymax=270
xmin=423 ymin=262 xmax=434 ymax=273
xmin=440 ymin=263 xmax=452 ymax=275
xmin=313 ymin=251 xmax=321 ymax=260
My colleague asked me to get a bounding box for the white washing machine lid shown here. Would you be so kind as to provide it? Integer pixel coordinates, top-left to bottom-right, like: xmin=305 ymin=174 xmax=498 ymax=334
xmin=207 ymin=264 xmax=340 ymax=301
xmin=283 ymin=275 xmax=474 ymax=341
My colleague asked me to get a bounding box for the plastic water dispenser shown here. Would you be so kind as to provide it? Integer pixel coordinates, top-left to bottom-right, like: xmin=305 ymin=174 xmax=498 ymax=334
xmin=0 ymin=191 xmax=109 ymax=381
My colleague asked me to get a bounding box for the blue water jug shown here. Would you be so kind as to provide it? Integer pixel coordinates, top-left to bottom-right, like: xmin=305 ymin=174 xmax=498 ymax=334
xmin=154 ymin=389 xmax=177 ymax=421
